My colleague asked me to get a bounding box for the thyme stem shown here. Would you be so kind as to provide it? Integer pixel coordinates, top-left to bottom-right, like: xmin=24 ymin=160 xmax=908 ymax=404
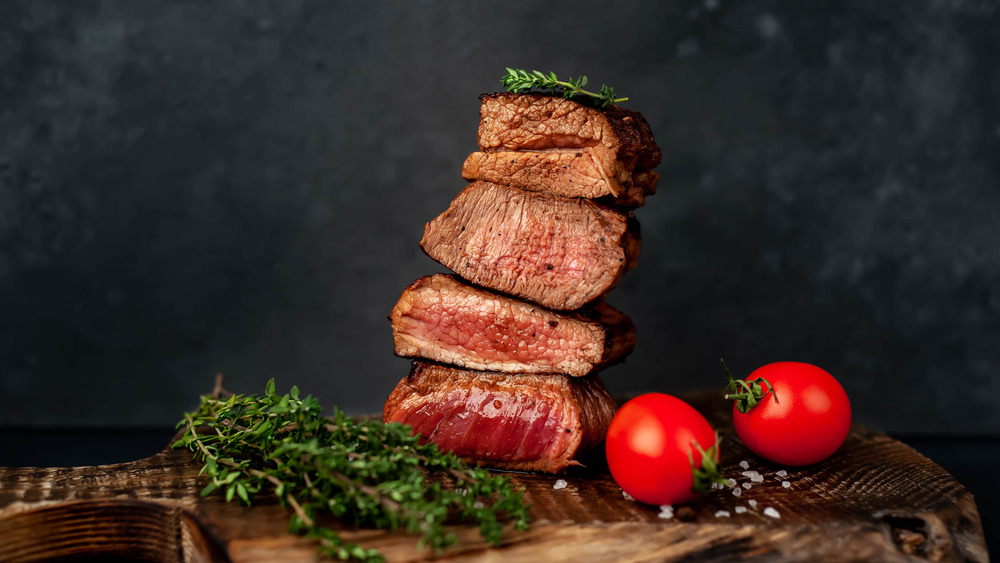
xmin=501 ymin=68 xmax=628 ymax=108
xmin=285 ymin=493 xmax=315 ymax=528
xmin=173 ymin=378 xmax=530 ymax=562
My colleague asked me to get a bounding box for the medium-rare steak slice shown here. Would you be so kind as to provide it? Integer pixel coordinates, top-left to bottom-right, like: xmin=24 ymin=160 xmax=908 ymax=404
xmin=461 ymin=149 xmax=660 ymax=207
xmin=382 ymin=361 xmax=617 ymax=473
xmin=476 ymin=92 xmax=662 ymax=181
xmin=420 ymin=181 xmax=640 ymax=311
xmin=391 ymin=273 xmax=635 ymax=376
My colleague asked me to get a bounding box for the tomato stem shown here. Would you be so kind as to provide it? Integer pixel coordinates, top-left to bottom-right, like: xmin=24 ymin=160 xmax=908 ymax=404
xmin=689 ymin=433 xmax=728 ymax=495
xmin=720 ymin=358 xmax=779 ymax=414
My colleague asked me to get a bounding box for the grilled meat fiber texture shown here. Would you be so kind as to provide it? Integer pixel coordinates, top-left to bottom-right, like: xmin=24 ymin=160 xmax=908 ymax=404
xmin=391 ymin=274 xmax=635 ymax=377
xmin=461 ymin=150 xmax=660 ymax=207
xmin=382 ymin=361 xmax=618 ymax=473
xmin=420 ymin=180 xmax=640 ymax=311
xmin=477 ymin=92 xmax=661 ymax=171
xmin=466 ymin=92 xmax=662 ymax=204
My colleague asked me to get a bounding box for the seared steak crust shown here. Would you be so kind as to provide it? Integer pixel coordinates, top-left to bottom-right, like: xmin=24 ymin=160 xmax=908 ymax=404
xmin=420 ymin=181 xmax=640 ymax=311
xmin=612 ymin=169 xmax=659 ymax=208
xmin=391 ymin=273 xmax=635 ymax=376
xmin=382 ymin=361 xmax=617 ymax=473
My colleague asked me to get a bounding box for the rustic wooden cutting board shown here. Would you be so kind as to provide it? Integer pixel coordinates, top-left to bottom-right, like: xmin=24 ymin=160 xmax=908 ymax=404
xmin=0 ymin=390 xmax=988 ymax=562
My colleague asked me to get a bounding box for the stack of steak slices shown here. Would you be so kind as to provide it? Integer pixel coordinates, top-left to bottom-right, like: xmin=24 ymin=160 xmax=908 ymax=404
xmin=383 ymin=92 xmax=661 ymax=473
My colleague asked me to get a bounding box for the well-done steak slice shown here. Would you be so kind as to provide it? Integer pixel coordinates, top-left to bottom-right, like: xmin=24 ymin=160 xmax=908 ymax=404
xmin=461 ymin=149 xmax=660 ymax=207
xmin=420 ymin=181 xmax=640 ymax=311
xmin=476 ymin=92 xmax=662 ymax=179
xmin=382 ymin=361 xmax=617 ymax=473
xmin=391 ymin=273 xmax=635 ymax=377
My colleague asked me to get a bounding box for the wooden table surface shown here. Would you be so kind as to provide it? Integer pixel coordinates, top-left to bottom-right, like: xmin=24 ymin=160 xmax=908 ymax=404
xmin=0 ymin=390 xmax=989 ymax=562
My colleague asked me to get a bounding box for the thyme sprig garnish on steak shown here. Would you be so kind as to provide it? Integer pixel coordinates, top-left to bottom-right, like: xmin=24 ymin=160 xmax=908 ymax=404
xmin=501 ymin=68 xmax=628 ymax=107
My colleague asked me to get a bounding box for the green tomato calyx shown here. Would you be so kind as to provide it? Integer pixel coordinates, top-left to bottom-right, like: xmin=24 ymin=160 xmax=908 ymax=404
xmin=689 ymin=433 xmax=728 ymax=495
xmin=721 ymin=358 xmax=779 ymax=414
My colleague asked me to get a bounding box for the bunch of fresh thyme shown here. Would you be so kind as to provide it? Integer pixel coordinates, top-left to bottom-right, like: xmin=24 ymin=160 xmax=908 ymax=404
xmin=501 ymin=68 xmax=628 ymax=108
xmin=173 ymin=378 xmax=530 ymax=562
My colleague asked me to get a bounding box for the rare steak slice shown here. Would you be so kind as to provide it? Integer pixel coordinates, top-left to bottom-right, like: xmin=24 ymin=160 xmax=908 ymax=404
xmin=391 ymin=274 xmax=635 ymax=376
xmin=461 ymin=148 xmax=660 ymax=207
xmin=420 ymin=181 xmax=640 ymax=311
xmin=476 ymin=92 xmax=661 ymax=179
xmin=382 ymin=361 xmax=617 ymax=473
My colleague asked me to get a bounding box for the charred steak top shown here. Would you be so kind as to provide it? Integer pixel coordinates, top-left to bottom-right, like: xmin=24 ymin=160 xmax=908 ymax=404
xmin=477 ymin=92 xmax=662 ymax=174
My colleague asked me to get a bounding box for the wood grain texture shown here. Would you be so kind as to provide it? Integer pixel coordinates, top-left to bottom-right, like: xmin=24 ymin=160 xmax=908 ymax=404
xmin=0 ymin=390 xmax=988 ymax=562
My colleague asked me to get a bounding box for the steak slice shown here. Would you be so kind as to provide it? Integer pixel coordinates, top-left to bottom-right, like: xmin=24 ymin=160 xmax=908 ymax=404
xmin=391 ymin=274 xmax=635 ymax=376
xmin=461 ymin=149 xmax=660 ymax=207
xmin=382 ymin=361 xmax=617 ymax=473
xmin=476 ymin=92 xmax=662 ymax=180
xmin=420 ymin=181 xmax=640 ymax=311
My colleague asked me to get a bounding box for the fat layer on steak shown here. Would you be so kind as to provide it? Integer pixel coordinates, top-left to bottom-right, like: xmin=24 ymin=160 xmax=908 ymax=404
xmin=461 ymin=149 xmax=660 ymax=207
xmin=391 ymin=273 xmax=635 ymax=376
xmin=382 ymin=361 xmax=617 ymax=473
xmin=420 ymin=181 xmax=640 ymax=311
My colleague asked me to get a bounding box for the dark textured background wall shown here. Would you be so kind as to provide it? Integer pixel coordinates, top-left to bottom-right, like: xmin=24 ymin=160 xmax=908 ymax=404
xmin=1 ymin=1 xmax=997 ymax=433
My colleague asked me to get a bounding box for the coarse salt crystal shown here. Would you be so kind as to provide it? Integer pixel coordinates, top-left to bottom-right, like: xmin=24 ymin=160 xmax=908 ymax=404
xmin=732 ymin=487 xmax=742 ymax=497
xmin=711 ymin=481 xmax=725 ymax=490
xmin=748 ymin=499 xmax=758 ymax=508
xmin=553 ymin=479 xmax=568 ymax=490
xmin=657 ymin=504 xmax=674 ymax=519
xmin=727 ymin=478 xmax=737 ymax=487
xmin=473 ymin=501 xmax=484 ymax=509
xmin=742 ymin=482 xmax=752 ymax=489
xmin=622 ymin=490 xmax=634 ymax=501
xmin=782 ymin=481 xmax=790 ymax=488
xmin=739 ymin=460 xmax=749 ymax=469
xmin=764 ymin=507 xmax=781 ymax=518
xmin=715 ymin=510 xmax=731 ymax=518
xmin=735 ymin=506 xmax=747 ymax=514
xmin=776 ymin=470 xmax=787 ymax=477
xmin=741 ymin=470 xmax=764 ymax=483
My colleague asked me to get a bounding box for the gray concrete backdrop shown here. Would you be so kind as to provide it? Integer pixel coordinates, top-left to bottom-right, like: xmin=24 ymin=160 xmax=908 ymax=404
xmin=1 ymin=1 xmax=997 ymax=433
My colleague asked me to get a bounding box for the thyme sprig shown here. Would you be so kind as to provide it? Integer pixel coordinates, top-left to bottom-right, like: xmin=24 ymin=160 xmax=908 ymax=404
xmin=501 ymin=68 xmax=628 ymax=108
xmin=173 ymin=377 xmax=530 ymax=562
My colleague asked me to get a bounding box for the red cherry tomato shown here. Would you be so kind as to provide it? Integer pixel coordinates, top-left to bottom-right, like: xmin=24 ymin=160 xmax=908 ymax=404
xmin=605 ymin=393 xmax=722 ymax=505
xmin=727 ymin=361 xmax=851 ymax=466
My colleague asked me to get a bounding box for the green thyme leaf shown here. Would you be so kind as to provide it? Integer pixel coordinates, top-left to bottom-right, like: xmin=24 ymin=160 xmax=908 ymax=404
xmin=500 ymin=67 xmax=628 ymax=108
xmin=174 ymin=379 xmax=530 ymax=562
